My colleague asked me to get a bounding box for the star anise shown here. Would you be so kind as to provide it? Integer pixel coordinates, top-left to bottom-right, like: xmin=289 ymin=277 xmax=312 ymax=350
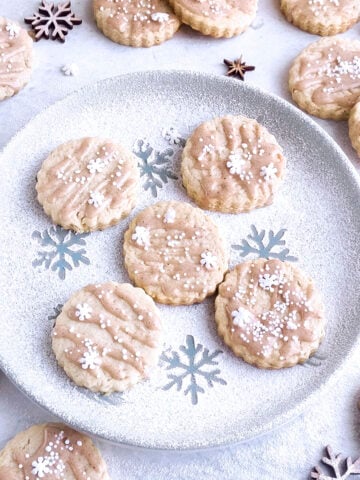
xmin=223 ymin=56 xmax=255 ymax=81
xmin=25 ymin=1 xmax=82 ymax=42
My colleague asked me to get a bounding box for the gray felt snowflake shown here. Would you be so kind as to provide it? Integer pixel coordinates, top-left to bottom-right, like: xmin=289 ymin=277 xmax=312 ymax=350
xmin=232 ymin=225 xmax=298 ymax=262
xmin=311 ymin=445 xmax=360 ymax=479
xmin=48 ymin=304 xmax=63 ymax=323
xmin=133 ymin=138 xmax=178 ymax=197
xmin=302 ymin=352 xmax=326 ymax=368
xmin=32 ymin=225 xmax=90 ymax=280
xmin=160 ymin=335 xmax=227 ymax=405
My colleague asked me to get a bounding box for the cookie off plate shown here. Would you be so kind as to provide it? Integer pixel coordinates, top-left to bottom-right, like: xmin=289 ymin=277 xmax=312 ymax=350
xmin=0 ymin=71 xmax=359 ymax=449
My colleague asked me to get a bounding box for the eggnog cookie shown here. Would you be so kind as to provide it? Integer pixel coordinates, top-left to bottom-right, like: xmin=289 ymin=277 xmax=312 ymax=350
xmin=181 ymin=115 xmax=286 ymax=213
xmin=289 ymin=37 xmax=360 ymax=120
xmin=93 ymin=0 xmax=181 ymax=47
xmin=0 ymin=17 xmax=33 ymax=101
xmin=215 ymin=259 xmax=325 ymax=369
xmin=280 ymin=0 xmax=360 ymax=36
xmin=168 ymin=0 xmax=258 ymax=38
xmin=349 ymin=101 xmax=360 ymax=157
xmin=52 ymin=282 xmax=163 ymax=394
xmin=36 ymin=137 xmax=140 ymax=233
xmin=0 ymin=423 xmax=110 ymax=480
xmin=123 ymin=201 xmax=229 ymax=305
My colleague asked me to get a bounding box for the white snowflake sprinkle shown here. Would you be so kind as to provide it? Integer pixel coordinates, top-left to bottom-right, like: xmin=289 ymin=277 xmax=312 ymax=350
xmin=88 ymin=191 xmax=105 ymax=208
xmin=75 ymin=303 xmax=92 ymax=321
xmin=231 ymin=307 xmax=254 ymax=328
xmin=226 ymin=153 xmax=246 ymax=174
xmin=79 ymin=343 xmax=100 ymax=370
xmin=258 ymin=273 xmax=281 ymax=291
xmin=151 ymin=12 xmax=170 ymax=22
xmin=31 ymin=457 xmax=50 ymax=478
xmin=5 ymin=22 xmax=20 ymax=39
xmin=61 ymin=63 xmax=80 ymax=76
xmin=132 ymin=226 xmax=150 ymax=248
xmin=162 ymin=126 xmax=182 ymax=145
xmin=87 ymin=157 xmax=106 ymax=174
xmin=200 ymin=251 xmax=217 ymax=270
xmin=163 ymin=207 xmax=176 ymax=224
xmin=273 ymin=300 xmax=287 ymax=314
xmin=260 ymin=162 xmax=278 ymax=182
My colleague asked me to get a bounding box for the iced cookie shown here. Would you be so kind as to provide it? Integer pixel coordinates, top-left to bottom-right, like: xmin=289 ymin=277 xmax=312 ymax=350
xmin=93 ymin=0 xmax=181 ymax=47
xmin=52 ymin=282 xmax=163 ymax=394
xmin=0 ymin=17 xmax=33 ymax=101
xmin=181 ymin=115 xmax=286 ymax=213
xmin=168 ymin=0 xmax=257 ymax=38
xmin=289 ymin=37 xmax=360 ymax=120
xmin=280 ymin=0 xmax=360 ymax=36
xmin=349 ymin=101 xmax=360 ymax=157
xmin=123 ymin=201 xmax=229 ymax=305
xmin=215 ymin=259 xmax=325 ymax=369
xmin=36 ymin=137 xmax=140 ymax=233
xmin=0 ymin=423 xmax=110 ymax=480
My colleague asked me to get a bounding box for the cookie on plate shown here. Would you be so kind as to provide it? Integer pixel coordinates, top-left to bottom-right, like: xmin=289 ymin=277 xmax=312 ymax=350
xmin=93 ymin=0 xmax=181 ymax=47
xmin=349 ymin=101 xmax=360 ymax=157
xmin=215 ymin=259 xmax=325 ymax=369
xmin=0 ymin=17 xmax=33 ymax=101
xmin=280 ymin=0 xmax=360 ymax=36
xmin=123 ymin=200 xmax=229 ymax=305
xmin=52 ymin=282 xmax=163 ymax=394
xmin=181 ymin=115 xmax=286 ymax=213
xmin=167 ymin=0 xmax=258 ymax=38
xmin=289 ymin=37 xmax=360 ymax=120
xmin=0 ymin=423 xmax=110 ymax=480
xmin=36 ymin=137 xmax=140 ymax=233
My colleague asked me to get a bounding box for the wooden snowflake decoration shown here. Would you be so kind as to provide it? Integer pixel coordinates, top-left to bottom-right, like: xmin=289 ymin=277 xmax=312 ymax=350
xmin=311 ymin=446 xmax=360 ymax=480
xmin=25 ymin=1 xmax=82 ymax=42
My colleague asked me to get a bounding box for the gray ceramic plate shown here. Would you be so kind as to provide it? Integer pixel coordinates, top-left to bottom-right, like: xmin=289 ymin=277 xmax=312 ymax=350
xmin=0 ymin=71 xmax=359 ymax=450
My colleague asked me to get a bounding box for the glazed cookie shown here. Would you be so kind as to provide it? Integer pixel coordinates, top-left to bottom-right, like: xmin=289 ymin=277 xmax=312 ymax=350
xmin=349 ymin=101 xmax=360 ymax=157
xmin=289 ymin=37 xmax=360 ymax=120
xmin=280 ymin=0 xmax=360 ymax=36
xmin=0 ymin=17 xmax=33 ymax=101
xmin=0 ymin=423 xmax=110 ymax=480
xmin=215 ymin=259 xmax=325 ymax=369
xmin=181 ymin=115 xmax=286 ymax=213
xmin=123 ymin=201 xmax=229 ymax=305
xmin=93 ymin=0 xmax=181 ymax=47
xmin=168 ymin=0 xmax=258 ymax=38
xmin=52 ymin=282 xmax=163 ymax=394
xmin=36 ymin=137 xmax=140 ymax=233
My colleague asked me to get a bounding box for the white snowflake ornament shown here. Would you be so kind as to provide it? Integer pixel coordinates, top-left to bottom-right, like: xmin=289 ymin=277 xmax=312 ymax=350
xmin=75 ymin=303 xmax=92 ymax=321
xmin=231 ymin=307 xmax=254 ymax=328
xmin=200 ymin=251 xmax=217 ymax=270
xmin=61 ymin=63 xmax=80 ymax=76
xmin=31 ymin=457 xmax=50 ymax=478
xmin=5 ymin=22 xmax=20 ymax=39
xmin=162 ymin=127 xmax=182 ymax=145
xmin=260 ymin=162 xmax=278 ymax=182
xmin=132 ymin=226 xmax=151 ymax=248
xmin=87 ymin=157 xmax=105 ymax=174
xmin=258 ymin=273 xmax=280 ymax=291
xmin=226 ymin=153 xmax=246 ymax=174
xmin=88 ymin=191 xmax=105 ymax=208
xmin=79 ymin=342 xmax=100 ymax=370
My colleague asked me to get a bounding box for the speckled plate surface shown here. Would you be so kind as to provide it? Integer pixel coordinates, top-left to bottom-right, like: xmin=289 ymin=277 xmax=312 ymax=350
xmin=0 ymin=71 xmax=359 ymax=450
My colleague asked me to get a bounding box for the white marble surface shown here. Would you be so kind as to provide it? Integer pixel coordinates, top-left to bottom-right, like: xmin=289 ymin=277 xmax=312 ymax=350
xmin=1 ymin=1 xmax=360 ymax=478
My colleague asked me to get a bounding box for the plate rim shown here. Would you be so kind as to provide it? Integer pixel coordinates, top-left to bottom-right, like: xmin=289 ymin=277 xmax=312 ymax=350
xmin=1 ymin=69 xmax=360 ymax=450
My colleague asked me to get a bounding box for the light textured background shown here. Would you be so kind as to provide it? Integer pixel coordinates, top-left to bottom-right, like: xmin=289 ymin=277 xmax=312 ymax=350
xmin=0 ymin=0 xmax=360 ymax=478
